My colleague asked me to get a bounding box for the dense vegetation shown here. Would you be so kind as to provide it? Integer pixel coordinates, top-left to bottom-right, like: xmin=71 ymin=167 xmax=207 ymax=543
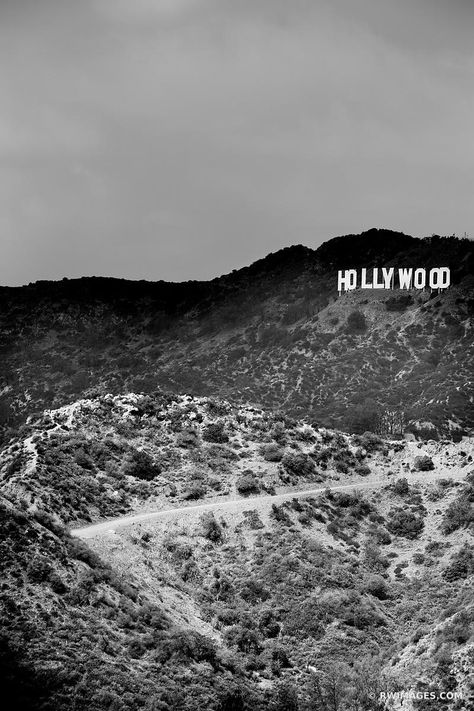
xmin=1 ymin=393 xmax=473 ymax=709
xmin=1 ymin=230 xmax=473 ymax=441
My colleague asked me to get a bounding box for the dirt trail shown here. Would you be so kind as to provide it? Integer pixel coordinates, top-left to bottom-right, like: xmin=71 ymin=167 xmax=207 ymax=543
xmin=71 ymin=470 xmax=467 ymax=539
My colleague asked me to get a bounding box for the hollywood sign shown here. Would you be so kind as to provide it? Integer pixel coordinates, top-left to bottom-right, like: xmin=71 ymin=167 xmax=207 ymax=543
xmin=337 ymin=267 xmax=450 ymax=294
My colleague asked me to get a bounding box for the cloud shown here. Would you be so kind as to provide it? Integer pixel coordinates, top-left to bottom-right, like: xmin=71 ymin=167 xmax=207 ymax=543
xmin=96 ymin=0 xmax=203 ymax=22
xmin=0 ymin=0 xmax=473 ymax=285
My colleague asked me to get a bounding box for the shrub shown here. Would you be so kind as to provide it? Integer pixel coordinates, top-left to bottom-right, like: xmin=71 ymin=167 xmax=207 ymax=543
xmin=242 ymin=510 xmax=264 ymax=529
xmin=258 ymin=610 xmax=281 ymax=638
xmin=284 ymin=600 xmax=325 ymax=640
xmin=182 ymin=483 xmax=207 ymax=500
xmin=49 ymin=571 xmax=68 ymax=594
xmin=273 ymin=681 xmax=299 ymax=711
xmin=385 ymin=294 xmax=413 ymax=311
xmin=26 ymin=555 xmax=52 ymax=583
xmin=369 ymin=526 xmax=391 ymax=545
xmin=176 ymin=428 xmax=199 ymax=448
xmin=200 ymin=512 xmax=224 ymax=543
xmin=363 ymin=541 xmax=390 ymax=573
xmin=347 ymin=403 xmax=382 ymax=435
xmin=261 ymin=443 xmax=284 ymax=462
xmin=224 ymin=626 xmax=261 ymax=654
xmin=203 ymin=421 xmax=229 ymax=443
xmin=121 ymin=449 xmax=161 ymax=481
xmin=386 ymin=508 xmax=424 ymax=539
xmin=441 ymin=487 xmax=474 ymax=534
xmin=363 ymin=575 xmax=390 ymax=600
xmin=354 ymin=432 xmax=384 ymax=452
xmin=281 ymin=452 xmax=316 ymax=479
xmin=347 ymin=310 xmax=367 ymax=333
xmin=443 ymin=544 xmax=474 ymax=581
xmin=74 ymin=449 xmax=94 ymax=470
xmin=355 ymin=463 xmax=371 ymax=477
xmin=239 ymin=578 xmax=270 ymax=604
xmin=236 ymin=472 xmax=260 ymax=496
xmin=270 ymin=504 xmax=292 ymax=526
xmin=392 ymin=478 xmax=410 ymax=496
xmin=414 ymin=455 xmax=434 ymax=472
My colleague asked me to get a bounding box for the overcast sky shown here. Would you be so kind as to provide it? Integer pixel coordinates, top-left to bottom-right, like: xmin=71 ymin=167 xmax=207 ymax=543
xmin=1 ymin=0 xmax=473 ymax=285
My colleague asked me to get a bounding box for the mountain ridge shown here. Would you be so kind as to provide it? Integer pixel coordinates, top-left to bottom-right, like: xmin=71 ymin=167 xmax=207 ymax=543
xmin=1 ymin=229 xmax=473 ymax=439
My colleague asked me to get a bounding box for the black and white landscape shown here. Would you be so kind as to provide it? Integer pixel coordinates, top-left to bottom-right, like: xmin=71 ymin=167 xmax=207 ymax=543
xmin=1 ymin=2 xmax=474 ymax=710
xmin=1 ymin=229 xmax=474 ymax=710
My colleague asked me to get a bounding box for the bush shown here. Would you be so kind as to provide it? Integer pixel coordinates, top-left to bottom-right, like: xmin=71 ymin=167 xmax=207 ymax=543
xmin=369 ymin=525 xmax=391 ymax=545
xmin=224 ymin=626 xmax=261 ymax=654
xmin=26 ymin=555 xmax=52 ymax=583
xmin=236 ymin=472 xmax=260 ymax=496
xmin=363 ymin=575 xmax=390 ymax=600
xmin=362 ymin=541 xmax=390 ymax=573
xmin=347 ymin=310 xmax=367 ymax=333
xmin=441 ymin=487 xmax=474 ymax=534
xmin=176 ymin=428 xmax=199 ymax=448
xmin=385 ymin=294 xmax=413 ymax=311
xmin=354 ymin=432 xmax=384 ymax=452
xmin=392 ymin=478 xmax=410 ymax=496
xmin=261 ymin=443 xmax=284 ymax=462
xmin=443 ymin=544 xmax=474 ymax=581
xmin=122 ymin=449 xmax=161 ymax=481
xmin=49 ymin=571 xmax=68 ymax=594
xmin=355 ymin=463 xmax=371 ymax=477
xmin=281 ymin=452 xmax=316 ymax=479
xmin=347 ymin=404 xmax=382 ymax=435
xmin=203 ymin=422 xmax=229 ymax=444
xmin=270 ymin=504 xmax=292 ymax=526
xmin=386 ymin=508 xmax=424 ymax=539
xmin=200 ymin=512 xmax=224 ymax=543
xmin=182 ymin=483 xmax=207 ymax=500
xmin=414 ymin=455 xmax=434 ymax=472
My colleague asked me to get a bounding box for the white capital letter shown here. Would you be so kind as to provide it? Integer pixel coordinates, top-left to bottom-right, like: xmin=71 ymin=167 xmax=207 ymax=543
xmin=413 ymin=268 xmax=426 ymax=289
xmin=398 ymin=268 xmax=412 ymax=289
xmin=361 ymin=268 xmax=373 ymax=289
xmin=373 ymin=268 xmax=385 ymax=289
xmin=429 ymin=267 xmax=450 ymax=289
xmin=382 ymin=267 xmax=394 ymax=289
xmin=338 ymin=269 xmax=357 ymax=292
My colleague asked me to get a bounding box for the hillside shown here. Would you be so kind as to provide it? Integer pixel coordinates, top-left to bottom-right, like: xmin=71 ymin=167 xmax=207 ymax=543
xmin=1 ymin=229 xmax=473 ymax=440
xmin=1 ymin=392 xmax=474 ymax=710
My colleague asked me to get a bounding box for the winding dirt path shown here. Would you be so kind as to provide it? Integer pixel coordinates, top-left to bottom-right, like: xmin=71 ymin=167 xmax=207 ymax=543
xmin=71 ymin=470 xmax=466 ymax=539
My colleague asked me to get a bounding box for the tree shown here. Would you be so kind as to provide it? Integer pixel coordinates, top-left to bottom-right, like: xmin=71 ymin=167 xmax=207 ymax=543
xmin=273 ymin=680 xmax=299 ymax=711
xmin=347 ymin=401 xmax=382 ymax=434
xmin=303 ymin=662 xmax=354 ymax=711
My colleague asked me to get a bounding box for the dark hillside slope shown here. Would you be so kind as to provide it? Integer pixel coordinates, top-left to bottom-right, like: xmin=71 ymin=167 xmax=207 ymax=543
xmin=1 ymin=229 xmax=473 ymax=438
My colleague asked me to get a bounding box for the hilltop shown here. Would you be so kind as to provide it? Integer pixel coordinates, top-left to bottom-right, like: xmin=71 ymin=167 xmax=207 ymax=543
xmin=1 ymin=392 xmax=473 ymax=710
xmin=1 ymin=229 xmax=473 ymax=440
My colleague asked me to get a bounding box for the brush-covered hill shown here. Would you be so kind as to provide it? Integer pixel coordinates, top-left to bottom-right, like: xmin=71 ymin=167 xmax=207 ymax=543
xmin=1 ymin=392 xmax=474 ymax=710
xmin=2 ymin=391 xmax=472 ymax=527
xmin=1 ymin=229 xmax=473 ymax=440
